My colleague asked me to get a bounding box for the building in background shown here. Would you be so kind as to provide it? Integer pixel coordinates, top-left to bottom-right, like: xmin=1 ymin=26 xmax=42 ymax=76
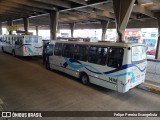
xmin=141 ymin=28 xmax=158 ymax=50
xmin=125 ymin=29 xmax=142 ymax=43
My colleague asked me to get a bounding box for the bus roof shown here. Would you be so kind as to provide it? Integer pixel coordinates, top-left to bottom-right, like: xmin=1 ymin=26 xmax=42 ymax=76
xmin=49 ymin=40 xmax=146 ymax=48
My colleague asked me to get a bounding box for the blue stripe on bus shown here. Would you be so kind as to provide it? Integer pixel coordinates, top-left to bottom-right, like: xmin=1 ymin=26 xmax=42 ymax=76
xmin=64 ymin=57 xmax=103 ymax=74
xmin=63 ymin=58 xmax=146 ymax=83
xmin=15 ymin=44 xmax=33 ymax=54
xmin=63 ymin=58 xmax=146 ymax=74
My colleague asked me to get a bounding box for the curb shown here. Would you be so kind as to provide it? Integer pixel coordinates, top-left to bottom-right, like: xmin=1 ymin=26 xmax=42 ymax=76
xmin=138 ymin=82 xmax=160 ymax=94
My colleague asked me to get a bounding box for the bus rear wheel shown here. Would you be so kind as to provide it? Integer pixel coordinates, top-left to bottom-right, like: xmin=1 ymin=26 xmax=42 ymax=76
xmin=80 ymin=73 xmax=89 ymax=85
xmin=12 ymin=50 xmax=16 ymax=57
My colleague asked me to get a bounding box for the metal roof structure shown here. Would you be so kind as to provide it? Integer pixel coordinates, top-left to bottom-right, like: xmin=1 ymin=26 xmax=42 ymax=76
xmin=0 ymin=0 xmax=160 ymax=29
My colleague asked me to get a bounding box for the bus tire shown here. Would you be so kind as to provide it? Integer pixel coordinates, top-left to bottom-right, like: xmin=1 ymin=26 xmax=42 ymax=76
xmin=12 ymin=50 xmax=16 ymax=57
xmin=45 ymin=62 xmax=50 ymax=70
xmin=80 ymin=73 xmax=89 ymax=85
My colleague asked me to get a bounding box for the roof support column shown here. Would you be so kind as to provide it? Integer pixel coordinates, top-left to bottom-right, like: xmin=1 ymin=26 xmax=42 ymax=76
xmin=155 ymin=18 xmax=160 ymax=59
xmin=7 ymin=20 xmax=13 ymax=35
xmin=50 ymin=10 xmax=59 ymax=40
xmin=112 ymin=0 xmax=135 ymax=42
xmin=36 ymin=26 xmax=39 ymax=36
xmin=70 ymin=23 xmax=75 ymax=38
xmin=0 ymin=22 xmax=2 ymax=35
xmin=101 ymin=20 xmax=109 ymax=41
xmin=23 ymin=17 xmax=29 ymax=35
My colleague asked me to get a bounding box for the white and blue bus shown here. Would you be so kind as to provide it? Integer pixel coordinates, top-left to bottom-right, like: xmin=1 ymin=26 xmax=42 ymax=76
xmin=0 ymin=35 xmax=43 ymax=57
xmin=45 ymin=41 xmax=147 ymax=93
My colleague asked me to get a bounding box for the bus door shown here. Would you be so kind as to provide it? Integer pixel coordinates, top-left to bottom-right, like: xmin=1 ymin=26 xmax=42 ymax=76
xmin=15 ymin=37 xmax=23 ymax=55
xmin=52 ymin=43 xmax=64 ymax=71
xmin=45 ymin=44 xmax=54 ymax=68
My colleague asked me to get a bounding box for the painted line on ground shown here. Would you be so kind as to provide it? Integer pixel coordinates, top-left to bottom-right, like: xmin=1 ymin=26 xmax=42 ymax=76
xmin=138 ymin=82 xmax=160 ymax=94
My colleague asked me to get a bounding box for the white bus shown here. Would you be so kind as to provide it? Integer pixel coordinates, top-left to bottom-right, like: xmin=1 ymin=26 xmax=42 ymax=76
xmin=45 ymin=41 xmax=147 ymax=93
xmin=0 ymin=35 xmax=43 ymax=57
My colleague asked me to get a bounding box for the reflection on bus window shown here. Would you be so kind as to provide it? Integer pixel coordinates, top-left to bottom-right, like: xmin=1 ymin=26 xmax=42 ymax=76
xmin=97 ymin=47 xmax=108 ymax=65
xmin=74 ymin=45 xmax=88 ymax=61
xmin=107 ymin=48 xmax=124 ymax=68
xmin=54 ymin=43 xmax=63 ymax=56
xmin=88 ymin=46 xmax=97 ymax=64
xmin=26 ymin=36 xmax=38 ymax=43
xmin=63 ymin=44 xmax=74 ymax=58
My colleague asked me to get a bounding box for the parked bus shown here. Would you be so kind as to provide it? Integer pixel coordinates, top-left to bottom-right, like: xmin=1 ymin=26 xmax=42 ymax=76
xmin=44 ymin=41 xmax=147 ymax=93
xmin=0 ymin=35 xmax=43 ymax=57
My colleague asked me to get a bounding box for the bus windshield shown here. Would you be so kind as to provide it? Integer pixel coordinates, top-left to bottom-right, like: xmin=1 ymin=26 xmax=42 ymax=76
xmin=25 ymin=36 xmax=38 ymax=43
xmin=132 ymin=46 xmax=146 ymax=62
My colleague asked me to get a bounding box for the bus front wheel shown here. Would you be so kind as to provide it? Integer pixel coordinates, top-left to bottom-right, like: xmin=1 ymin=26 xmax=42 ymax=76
xmin=80 ymin=73 xmax=89 ymax=85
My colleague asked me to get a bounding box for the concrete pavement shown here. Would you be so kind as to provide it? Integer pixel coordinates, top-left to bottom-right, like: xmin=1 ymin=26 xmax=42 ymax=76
xmin=0 ymin=52 xmax=160 ymax=120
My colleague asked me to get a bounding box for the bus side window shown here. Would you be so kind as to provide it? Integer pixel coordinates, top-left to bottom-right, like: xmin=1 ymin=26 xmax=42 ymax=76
xmin=74 ymin=45 xmax=88 ymax=61
xmin=62 ymin=44 xmax=74 ymax=58
xmin=54 ymin=43 xmax=63 ymax=56
xmin=107 ymin=48 xmax=124 ymax=68
xmin=97 ymin=47 xmax=108 ymax=65
xmin=7 ymin=37 xmax=10 ymax=44
xmin=6 ymin=37 xmax=8 ymax=43
xmin=11 ymin=37 xmax=14 ymax=44
xmin=88 ymin=46 xmax=98 ymax=64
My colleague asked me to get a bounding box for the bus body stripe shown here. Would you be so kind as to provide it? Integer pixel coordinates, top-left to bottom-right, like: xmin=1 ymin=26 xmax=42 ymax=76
xmin=63 ymin=57 xmax=146 ymax=83
xmin=63 ymin=58 xmax=146 ymax=75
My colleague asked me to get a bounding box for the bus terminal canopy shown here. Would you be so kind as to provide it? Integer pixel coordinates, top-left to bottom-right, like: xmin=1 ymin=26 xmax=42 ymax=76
xmin=0 ymin=0 xmax=160 ymax=29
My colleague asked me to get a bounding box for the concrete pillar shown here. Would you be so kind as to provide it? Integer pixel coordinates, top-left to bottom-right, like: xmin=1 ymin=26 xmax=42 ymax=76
xmin=70 ymin=23 xmax=75 ymax=38
xmin=112 ymin=0 xmax=135 ymax=42
xmin=101 ymin=20 xmax=109 ymax=41
xmin=7 ymin=20 xmax=13 ymax=35
xmin=155 ymin=18 xmax=160 ymax=59
xmin=36 ymin=26 xmax=38 ymax=36
xmin=0 ymin=22 xmax=2 ymax=35
xmin=50 ymin=10 xmax=59 ymax=40
xmin=23 ymin=17 xmax=29 ymax=35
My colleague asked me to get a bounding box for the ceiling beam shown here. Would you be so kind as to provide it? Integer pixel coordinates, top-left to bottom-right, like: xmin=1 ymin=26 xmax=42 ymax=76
xmin=0 ymin=6 xmax=37 ymax=16
xmin=133 ymin=5 xmax=155 ymax=18
xmin=0 ymin=13 xmax=27 ymax=22
xmin=0 ymin=1 xmax=47 ymax=13
xmin=6 ymin=0 xmax=57 ymax=10
xmin=90 ymin=3 xmax=114 ymax=13
xmin=33 ymin=0 xmax=71 ymax=8
xmin=72 ymin=7 xmax=114 ymax=19
xmin=59 ymin=12 xmax=110 ymax=23
xmin=60 ymin=0 xmax=110 ymax=12
xmin=68 ymin=0 xmax=87 ymax=5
